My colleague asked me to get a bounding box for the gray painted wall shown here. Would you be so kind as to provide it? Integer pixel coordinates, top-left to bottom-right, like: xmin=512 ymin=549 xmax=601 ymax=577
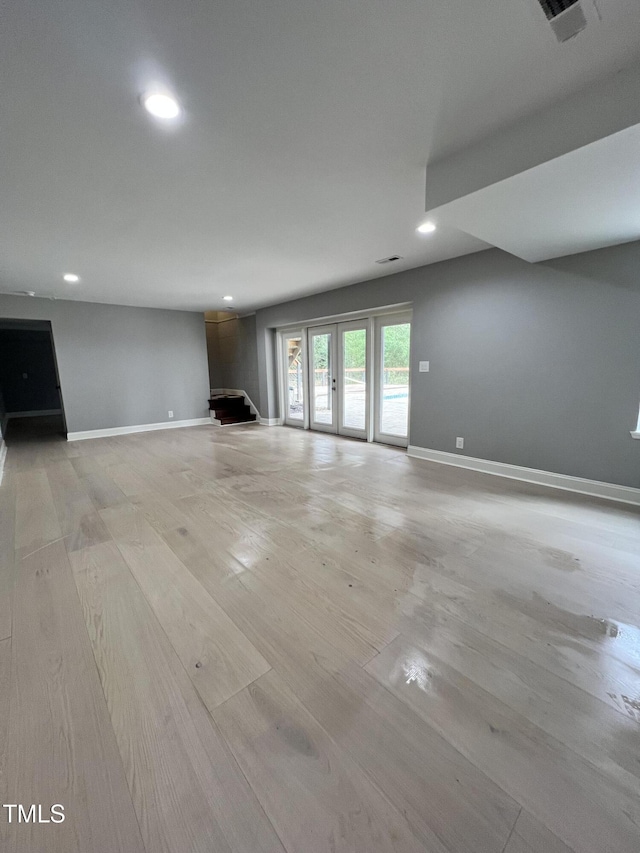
xmin=255 ymin=242 xmax=640 ymax=488
xmin=206 ymin=321 xmax=224 ymax=389
xmin=206 ymin=315 xmax=259 ymax=406
xmin=0 ymin=295 xmax=210 ymax=433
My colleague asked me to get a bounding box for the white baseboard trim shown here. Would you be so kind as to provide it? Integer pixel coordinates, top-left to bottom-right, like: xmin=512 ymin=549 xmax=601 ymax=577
xmin=406 ymin=446 xmax=640 ymax=507
xmin=68 ymin=418 xmax=211 ymax=442
xmin=6 ymin=409 xmax=62 ymax=418
xmin=259 ymin=417 xmax=284 ymax=426
xmin=0 ymin=439 xmax=6 ymax=487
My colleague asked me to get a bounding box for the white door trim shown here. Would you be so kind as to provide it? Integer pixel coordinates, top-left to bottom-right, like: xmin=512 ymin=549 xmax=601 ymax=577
xmin=275 ymin=303 xmax=412 ymax=336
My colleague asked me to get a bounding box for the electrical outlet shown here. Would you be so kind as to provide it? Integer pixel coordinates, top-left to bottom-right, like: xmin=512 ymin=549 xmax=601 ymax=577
xmin=456 ymin=437 xmax=464 ymax=449
xmin=168 ymin=410 xmax=174 ymax=419
xmin=419 ymin=361 xmax=429 ymax=373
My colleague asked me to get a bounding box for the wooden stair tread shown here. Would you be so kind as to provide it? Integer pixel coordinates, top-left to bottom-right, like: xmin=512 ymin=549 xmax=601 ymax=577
xmin=215 ymin=415 xmax=257 ymax=425
xmin=208 ymin=394 xmax=256 ymax=425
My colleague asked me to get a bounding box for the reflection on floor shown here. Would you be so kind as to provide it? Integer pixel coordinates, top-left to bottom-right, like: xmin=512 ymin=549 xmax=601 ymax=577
xmin=1 ymin=423 xmax=639 ymax=853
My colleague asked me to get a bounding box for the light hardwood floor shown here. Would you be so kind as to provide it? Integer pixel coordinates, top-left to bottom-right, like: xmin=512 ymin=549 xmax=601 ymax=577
xmin=1 ymin=423 xmax=639 ymax=853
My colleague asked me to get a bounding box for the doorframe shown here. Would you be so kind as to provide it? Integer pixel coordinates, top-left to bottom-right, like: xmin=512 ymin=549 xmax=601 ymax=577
xmin=276 ymin=305 xmax=412 ymax=446
xmin=307 ymin=324 xmax=338 ymax=434
xmin=49 ymin=326 xmax=68 ymax=436
xmin=277 ymin=328 xmax=309 ymax=429
xmin=373 ymin=312 xmax=412 ymax=448
xmin=0 ymin=318 xmax=68 ymax=438
xmin=336 ymin=318 xmax=370 ymax=441
xmin=306 ymin=319 xmax=371 ymax=440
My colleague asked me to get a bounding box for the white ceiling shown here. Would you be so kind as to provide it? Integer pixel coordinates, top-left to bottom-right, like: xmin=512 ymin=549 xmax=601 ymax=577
xmin=1 ymin=0 xmax=639 ymax=312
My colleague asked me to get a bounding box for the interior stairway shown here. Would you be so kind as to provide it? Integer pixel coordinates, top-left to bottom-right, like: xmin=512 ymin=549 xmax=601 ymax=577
xmin=208 ymin=395 xmax=257 ymax=426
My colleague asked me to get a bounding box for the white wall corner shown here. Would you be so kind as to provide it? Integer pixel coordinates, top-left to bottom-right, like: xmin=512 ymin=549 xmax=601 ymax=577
xmin=0 ymin=439 xmax=7 ymax=486
xmin=407 ymin=445 xmax=640 ymax=507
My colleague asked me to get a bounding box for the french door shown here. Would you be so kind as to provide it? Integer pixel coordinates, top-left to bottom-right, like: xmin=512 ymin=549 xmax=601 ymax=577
xmin=308 ymin=325 xmax=336 ymax=432
xmin=279 ymin=311 xmax=410 ymax=446
xmin=308 ymin=321 xmax=369 ymax=440
xmin=373 ymin=313 xmax=411 ymax=447
xmin=282 ymin=330 xmax=307 ymax=427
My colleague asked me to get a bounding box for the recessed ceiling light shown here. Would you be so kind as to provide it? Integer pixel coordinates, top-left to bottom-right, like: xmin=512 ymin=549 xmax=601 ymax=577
xmin=63 ymin=273 xmax=80 ymax=283
xmin=417 ymin=221 xmax=437 ymax=234
xmin=142 ymin=92 xmax=180 ymax=120
xmin=222 ymin=295 xmax=234 ymax=301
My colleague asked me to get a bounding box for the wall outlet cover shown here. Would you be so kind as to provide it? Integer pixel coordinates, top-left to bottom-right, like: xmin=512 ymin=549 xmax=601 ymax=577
xmin=419 ymin=361 xmax=429 ymax=372
xmin=168 ymin=410 xmax=174 ymax=418
xmin=456 ymin=437 xmax=464 ymax=449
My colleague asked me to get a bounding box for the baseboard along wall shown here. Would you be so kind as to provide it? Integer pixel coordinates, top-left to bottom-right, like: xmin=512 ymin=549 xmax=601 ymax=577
xmin=407 ymin=445 xmax=640 ymax=507
xmin=67 ymin=418 xmax=211 ymax=442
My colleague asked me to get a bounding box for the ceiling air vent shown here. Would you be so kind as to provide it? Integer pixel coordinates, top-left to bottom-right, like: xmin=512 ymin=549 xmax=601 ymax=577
xmin=376 ymin=255 xmax=403 ymax=265
xmin=536 ymin=0 xmax=587 ymax=42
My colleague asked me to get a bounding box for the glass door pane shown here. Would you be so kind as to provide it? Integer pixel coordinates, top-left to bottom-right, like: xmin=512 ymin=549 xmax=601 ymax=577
xmin=339 ymin=324 xmax=368 ymax=438
xmin=375 ymin=316 xmax=411 ymax=446
xmin=309 ymin=326 xmax=337 ymax=432
xmin=284 ymin=333 xmax=305 ymax=423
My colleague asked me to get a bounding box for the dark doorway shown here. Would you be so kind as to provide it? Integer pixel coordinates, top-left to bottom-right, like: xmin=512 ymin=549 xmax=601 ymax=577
xmin=0 ymin=319 xmax=67 ymax=444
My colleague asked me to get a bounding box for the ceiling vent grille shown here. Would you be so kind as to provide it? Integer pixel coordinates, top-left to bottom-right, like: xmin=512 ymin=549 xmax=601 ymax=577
xmin=536 ymin=0 xmax=587 ymax=41
xmin=538 ymin=0 xmax=578 ymax=19
xmin=376 ymin=255 xmax=403 ymax=264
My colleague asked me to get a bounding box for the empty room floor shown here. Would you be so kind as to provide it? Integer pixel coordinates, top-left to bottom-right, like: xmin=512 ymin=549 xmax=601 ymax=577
xmin=1 ymin=425 xmax=639 ymax=853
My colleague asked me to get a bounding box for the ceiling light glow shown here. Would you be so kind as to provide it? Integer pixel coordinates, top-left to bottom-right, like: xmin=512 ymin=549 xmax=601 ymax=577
xmin=142 ymin=92 xmax=180 ymax=120
xmin=63 ymin=273 xmax=80 ymax=283
xmin=417 ymin=221 xmax=437 ymax=234
xmin=222 ymin=295 xmax=234 ymax=301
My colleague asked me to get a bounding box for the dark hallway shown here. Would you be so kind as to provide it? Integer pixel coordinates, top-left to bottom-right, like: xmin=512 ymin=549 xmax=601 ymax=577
xmin=0 ymin=319 xmax=67 ymax=444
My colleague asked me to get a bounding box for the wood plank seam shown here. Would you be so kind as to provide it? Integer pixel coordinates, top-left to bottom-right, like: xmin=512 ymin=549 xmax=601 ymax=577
xmin=501 ymin=807 xmax=523 ymax=853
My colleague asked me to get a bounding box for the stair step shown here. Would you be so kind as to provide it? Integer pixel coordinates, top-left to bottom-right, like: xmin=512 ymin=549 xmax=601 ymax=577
xmin=211 ymin=403 xmax=251 ymax=414
xmin=209 ymin=395 xmax=244 ymax=405
xmin=211 ymin=406 xmax=249 ymax=416
xmin=209 ymin=396 xmax=251 ymax=414
xmin=216 ymin=414 xmax=257 ymax=425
